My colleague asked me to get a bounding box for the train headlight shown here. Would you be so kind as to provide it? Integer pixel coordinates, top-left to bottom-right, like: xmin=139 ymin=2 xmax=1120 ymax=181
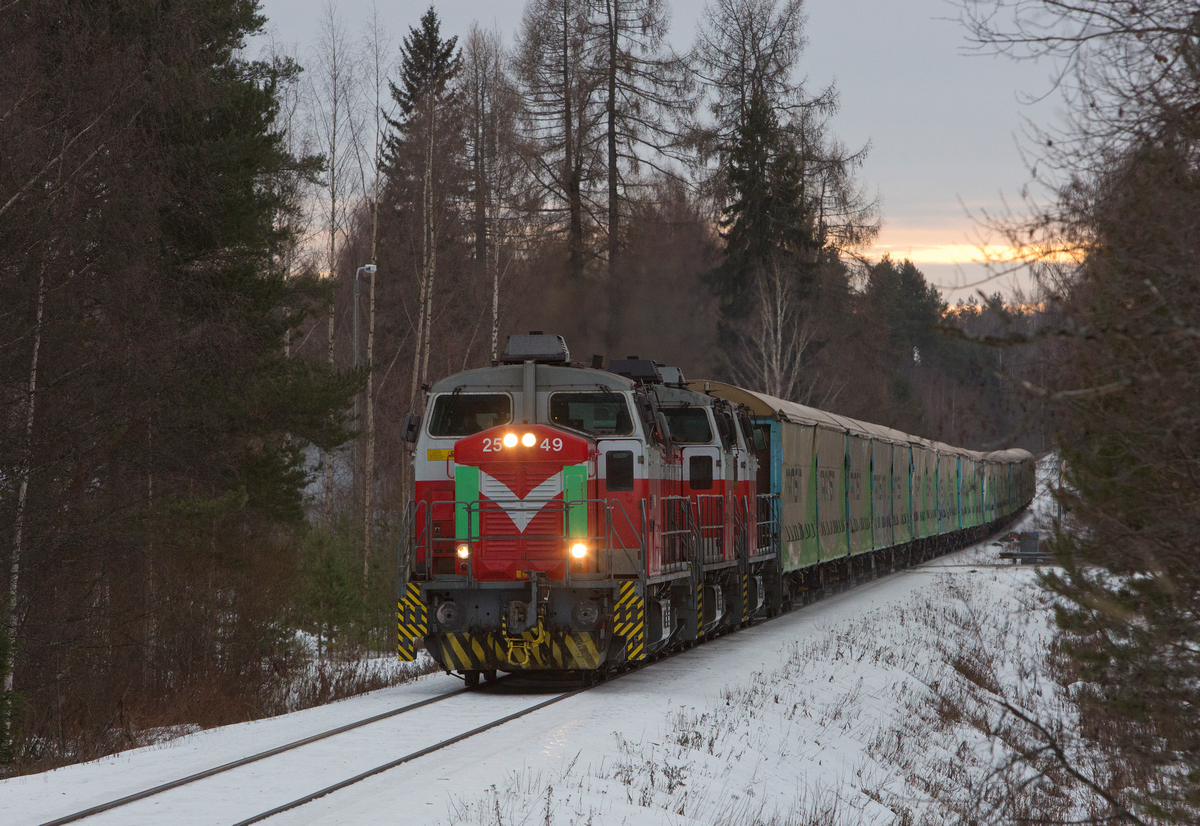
xmin=502 ymin=432 xmax=518 ymax=448
xmin=455 ymin=543 xmax=470 ymax=560
xmin=570 ymin=542 xmax=588 ymax=559
xmin=522 ymin=432 xmax=536 ymax=447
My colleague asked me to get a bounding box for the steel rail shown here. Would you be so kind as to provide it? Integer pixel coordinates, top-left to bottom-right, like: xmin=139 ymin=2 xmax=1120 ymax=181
xmin=226 ymin=615 xmax=774 ymax=826
xmin=37 ymin=684 xmax=477 ymax=826
xmin=230 ymin=686 xmax=589 ymax=826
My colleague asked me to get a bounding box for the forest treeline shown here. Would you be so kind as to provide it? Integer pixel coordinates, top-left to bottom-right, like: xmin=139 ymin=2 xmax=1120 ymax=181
xmin=0 ymin=0 xmax=1045 ymax=772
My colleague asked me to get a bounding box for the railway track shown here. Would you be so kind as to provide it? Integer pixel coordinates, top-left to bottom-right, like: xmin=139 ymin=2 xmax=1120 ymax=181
xmin=222 ymin=647 xmax=707 ymax=826
xmin=25 ymin=522 xmax=1024 ymax=826
xmin=33 ymin=640 xmax=705 ymax=826
xmin=33 ymin=678 xmax=583 ymax=826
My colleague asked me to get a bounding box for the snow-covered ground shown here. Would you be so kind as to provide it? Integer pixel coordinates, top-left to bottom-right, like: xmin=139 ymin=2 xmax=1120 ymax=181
xmin=2 ymin=459 xmax=1063 ymax=826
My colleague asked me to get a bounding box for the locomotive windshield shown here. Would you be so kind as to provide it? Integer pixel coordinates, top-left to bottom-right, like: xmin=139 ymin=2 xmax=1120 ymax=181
xmin=427 ymin=393 xmax=512 ymax=437
xmin=662 ymin=408 xmax=713 ymax=444
xmin=549 ymin=392 xmax=635 ymax=436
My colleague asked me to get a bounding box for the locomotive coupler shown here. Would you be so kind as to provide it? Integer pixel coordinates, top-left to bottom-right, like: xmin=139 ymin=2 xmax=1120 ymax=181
xmin=503 ymin=571 xmax=548 ymax=637
xmin=500 ymin=572 xmax=552 ymax=665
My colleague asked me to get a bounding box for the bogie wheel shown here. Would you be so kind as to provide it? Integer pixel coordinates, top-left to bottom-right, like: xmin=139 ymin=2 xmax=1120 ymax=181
xmin=463 ymin=670 xmax=480 ymax=688
xmin=483 ymin=668 xmax=498 ymax=683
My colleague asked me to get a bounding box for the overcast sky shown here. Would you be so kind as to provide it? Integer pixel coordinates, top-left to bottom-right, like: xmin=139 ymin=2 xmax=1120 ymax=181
xmin=253 ymin=0 xmax=1060 ymax=301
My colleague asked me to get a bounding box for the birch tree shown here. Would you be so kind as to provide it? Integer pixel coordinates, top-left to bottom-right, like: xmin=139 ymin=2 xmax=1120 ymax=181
xmin=463 ymin=25 xmax=524 ymax=361
xmin=738 ymin=260 xmax=815 ymax=400
xmin=349 ymin=4 xmax=394 ymax=600
xmin=310 ymin=1 xmax=361 ymax=520
xmin=3 ymin=272 xmax=42 ymax=727
xmin=0 ymin=0 xmax=134 ymax=744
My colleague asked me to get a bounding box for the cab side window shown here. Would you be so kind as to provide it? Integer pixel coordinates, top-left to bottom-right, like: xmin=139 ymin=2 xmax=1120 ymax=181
xmin=689 ymin=455 xmax=714 ymax=490
xmin=606 ymin=451 xmax=634 ymax=491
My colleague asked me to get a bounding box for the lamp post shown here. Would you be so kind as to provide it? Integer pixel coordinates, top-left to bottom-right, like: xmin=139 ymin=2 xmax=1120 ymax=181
xmin=354 ymin=264 xmax=377 ymax=615
xmin=352 ymin=264 xmax=375 ymax=498
xmin=353 ymin=264 xmax=376 ymax=370
xmin=352 ymin=265 xmax=375 ymax=508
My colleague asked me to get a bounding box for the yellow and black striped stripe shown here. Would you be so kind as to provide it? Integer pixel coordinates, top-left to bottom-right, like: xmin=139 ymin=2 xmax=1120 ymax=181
xmin=613 ymin=581 xmax=645 ymax=661
xmin=741 ymin=571 xmax=749 ymax=622
xmin=427 ymin=630 xmax=604 ymax=671
xmin=397 ymin=582 xmax=427 ymax=662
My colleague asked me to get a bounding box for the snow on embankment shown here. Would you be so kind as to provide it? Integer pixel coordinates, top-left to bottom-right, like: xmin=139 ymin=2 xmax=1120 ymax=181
xmin=445 ymin=567 xmax=1057 ymax=826
xmin=444 ymin=459 xmax=1064 ymax=826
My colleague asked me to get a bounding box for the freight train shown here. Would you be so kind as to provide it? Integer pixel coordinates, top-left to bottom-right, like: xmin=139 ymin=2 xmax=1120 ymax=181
xmin=397 ymin=334 xmax=1035 ymax=685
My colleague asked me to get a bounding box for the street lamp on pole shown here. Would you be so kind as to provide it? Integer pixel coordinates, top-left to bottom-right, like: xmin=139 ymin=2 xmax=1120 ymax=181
xmin=354 ymin=264 xmax=379 ymax=608
xmin=354 ymin=264 xmax=376 ymax=370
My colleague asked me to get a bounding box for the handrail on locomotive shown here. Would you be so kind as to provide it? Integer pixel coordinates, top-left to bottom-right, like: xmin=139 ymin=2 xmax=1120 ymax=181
xmin=399 ymin=495 xmax=647 ymax=588
xmin=399 ymin=491 xmax=782 ymax=595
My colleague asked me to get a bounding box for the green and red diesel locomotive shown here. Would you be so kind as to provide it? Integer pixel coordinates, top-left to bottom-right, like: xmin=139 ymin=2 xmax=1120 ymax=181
xmin=397 ymin=334 xmax=1034 ymax=685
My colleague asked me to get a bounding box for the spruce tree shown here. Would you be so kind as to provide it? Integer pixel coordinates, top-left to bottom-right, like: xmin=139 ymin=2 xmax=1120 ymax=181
xmin=389 ymin=7 xmax=462 ymax=121
xmin=864 ymin=256 xmax=948 ymax=362
xmin=382 ymin=6 xmax=465 ymax=409
xmin=1 ymin=0 xmax=357 ymax=767
xmin=713 ymin=88 xmax=817 ymax=320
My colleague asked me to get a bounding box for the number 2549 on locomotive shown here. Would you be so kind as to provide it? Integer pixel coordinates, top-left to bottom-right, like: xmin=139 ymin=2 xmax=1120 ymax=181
xmin=396 ymin=334 xmax=771 ymax=684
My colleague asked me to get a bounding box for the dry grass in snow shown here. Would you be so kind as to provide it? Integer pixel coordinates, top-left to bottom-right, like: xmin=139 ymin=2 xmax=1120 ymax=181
xmin=446 ymin=565 xmax=1071 ymax=825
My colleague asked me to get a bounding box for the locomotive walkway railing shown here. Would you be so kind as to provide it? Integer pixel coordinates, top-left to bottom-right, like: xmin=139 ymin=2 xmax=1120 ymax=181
xmin=659 ymin=495 xmax=696 ymax=571
xmin=732 ymin=496 xmax=749 ymax=560
xmin=693 ymin=493 xmax=725 ymax=564
xmin=397 ymin=490 xmax=785 ymax=597
xmin=398 ymin=496 xmax=647 ymax=588
xmin=756 ymin=493 xmax=781 ymax=558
